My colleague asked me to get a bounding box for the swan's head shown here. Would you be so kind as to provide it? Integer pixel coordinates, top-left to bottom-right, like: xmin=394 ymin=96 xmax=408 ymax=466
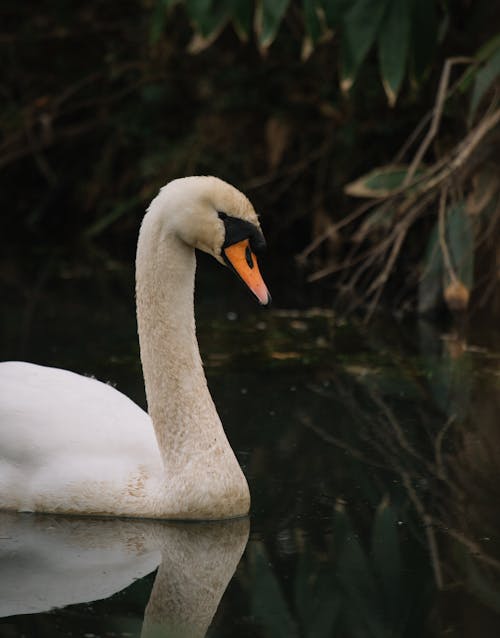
xmin=157 ymin=176 xmax=271 ymax=305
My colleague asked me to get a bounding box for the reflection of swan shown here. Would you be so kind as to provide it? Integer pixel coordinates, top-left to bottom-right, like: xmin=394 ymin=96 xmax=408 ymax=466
xmin=0 ymin=512 xmax=249 ymax=638
xmin=0 ymin=177 xmax=270 ymax=519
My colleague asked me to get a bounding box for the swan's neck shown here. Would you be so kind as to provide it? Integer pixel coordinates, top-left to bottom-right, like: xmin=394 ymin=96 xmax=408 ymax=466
xmin=135 ymin=203 xmax=249 ymax=518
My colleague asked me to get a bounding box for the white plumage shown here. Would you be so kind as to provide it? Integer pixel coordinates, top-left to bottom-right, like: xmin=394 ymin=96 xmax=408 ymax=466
xmin=0 ymin=362 xmax=162 ymax=515
xmin=0 ymin=176 xmax=267 ymax=519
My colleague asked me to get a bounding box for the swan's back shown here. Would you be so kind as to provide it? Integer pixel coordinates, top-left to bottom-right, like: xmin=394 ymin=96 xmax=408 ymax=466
xmin=0 ymin=362 xmax=163 ymax=515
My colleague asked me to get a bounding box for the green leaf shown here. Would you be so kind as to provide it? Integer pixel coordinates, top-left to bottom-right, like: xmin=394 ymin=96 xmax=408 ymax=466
xmin=371 ymin=497 xmax=401 ymax=618
xmin=419 ymin=202 xmax=474 ymax=314
xmin=322 ymin=0 xmax=351 ymax=28
xmin=469 ymin=46 xmax=500 ymax=122
xmin=336 ymin=521 xmax=387 ymax=638
xmin=150 ymin=0 xmax=179 ymax=44
xmin=249 ymin=541 xmax=299 ymax=638
xmin=303 ymin=0 xmax=322 ymax=44
xmin=458 ymin=35 xmax=500 ymax=100
xmin=418 ymin=221 xmax=442 ymax=315
xmin=302 ymin=0 xmax=326 ymax=60
xmin=231 ymin=0 xmax=253 ymax=41
xmin=185 ymin=0 xmax=229 ymax=38
xmin=474 ymin=33 xmax=500 ymax=64
xmin=294 ymin=546 xmax=340 ymax=638
xmin=378 ymin=0 xmax=411 ymax=106
xmin=332 ymin=502 xmax=350 ymax=550
xmin=255 ymin=0 xmax=290 ymax=50
xmin=340 ymin=0 xmax=389 ymax=93
xmin=344 ymin=164 xmax=424 ymax=198
xmin=352 ymin=205 xmax=395 ymax=241
xmin=445 ymin=202 xmax=474 ymax=290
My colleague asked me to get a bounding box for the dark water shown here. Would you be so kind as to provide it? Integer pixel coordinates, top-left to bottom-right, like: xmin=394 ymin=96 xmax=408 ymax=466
xmin=2 ymin=254 xmax=500 ymax=637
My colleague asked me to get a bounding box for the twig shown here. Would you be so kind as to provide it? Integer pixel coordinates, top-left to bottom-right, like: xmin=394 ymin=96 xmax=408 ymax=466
xmin=297 ymin=199 xmax=378 ymax=263
xmin=423 ymin=107 xmax=500 ymax=194
xmin=434 ymin=416 xmax=456 ymax=481
xmin=367 ymin=388 xmax=437 ymax=474
xmin=363 ymin=201 xmax=427 ymax=321
xmin=404 ymin=57 xmax=473 ymax=186
xmin=243 ymin=139 xmax=332 ymax=191
xmin=437 ymin=187 xmax=459 ymax=285
xmin=432 ymin=520 xmax=500 ymax=572
xmin=401 ymin=472 xmax=444 ymax=589
xmin=307 ymin=232 xmax=393 ymax=282
xmin=300 ymin=413 xmax=395 ymax=471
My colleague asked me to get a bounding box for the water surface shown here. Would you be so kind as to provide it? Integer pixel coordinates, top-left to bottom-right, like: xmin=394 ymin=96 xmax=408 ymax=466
xmin=2 ymin=256 xmax=500 ymax=637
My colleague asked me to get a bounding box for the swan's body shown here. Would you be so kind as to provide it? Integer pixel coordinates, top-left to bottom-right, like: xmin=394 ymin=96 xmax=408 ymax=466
xmin=0 ymin=363 xmax=163 ymax=517
xmin=0 ymin=176 xmax=269 ymax=519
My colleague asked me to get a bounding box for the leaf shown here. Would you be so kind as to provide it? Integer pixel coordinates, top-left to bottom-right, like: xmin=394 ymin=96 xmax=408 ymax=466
xmin=419 ymin=201 xmax=474 ymax=314
xmin=294 ymin=547 xmax=340 ymax=638
xmin=352 ymin=205 xmax=395 ymax=243
xmin=302 ymin=0 xmax=323 ymax=60
xmin=469 ymin=46 xmax=500 ymax=123
xmin=303 ymin=0 xmax=322 ymax=43
xmin=344 ymin=164 xmax=423 ymax=198
xmin=442 ymin=198 xmax=473 ymax=306
xmin=249 ymin=541 xmax=299 ymax=638
xmin=336 ymin=522 xmax=387 ymax=638
xmin=322 ymin=0 xmax=351 ymax=29
xmin=445 ymin=201 xmax=474 ymax=291
xmin=332 ymin=502 xmax=350 ymax=551
xmin=340 ymin=0 xmax=389 ymax=93
xmin=150 ymin=0 xmax=179 ymax=44
xmin=371 ymin=497 xmax=401 ymax=618
xmin=185 ymin=0 xmax=229 ymax=40
xmin=474 ymin=32 xmax=500 ymax=64
xmin=378 ymin=0 xmax=411 ymax=106
xmin=418 ymin=221 xmax=442 ymax=315
xmin=255 ymin=0 xmax=290 ymax=50
xmin=231 ymin=0 xmax=253 ymax=41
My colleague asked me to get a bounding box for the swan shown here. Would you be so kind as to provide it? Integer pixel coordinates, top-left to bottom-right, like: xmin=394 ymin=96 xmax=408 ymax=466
xmin=0 ymin=176 xmax=270 ymax=520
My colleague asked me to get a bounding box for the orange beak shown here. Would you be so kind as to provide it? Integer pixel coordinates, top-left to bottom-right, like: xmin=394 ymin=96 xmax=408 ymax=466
xmin=222 ymin=239 xmax=271 ymax=305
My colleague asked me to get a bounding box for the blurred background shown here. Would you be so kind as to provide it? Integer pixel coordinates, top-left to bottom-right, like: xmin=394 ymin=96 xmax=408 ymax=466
xmin=1 ymin=0 xmax=499 ymax=318
xmin=2 ymin=2 xmax=500 ymax=637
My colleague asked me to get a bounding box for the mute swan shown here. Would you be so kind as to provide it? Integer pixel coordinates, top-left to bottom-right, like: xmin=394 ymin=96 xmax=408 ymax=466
xmin=0 ymin=512 xmax=249 ymax=638
xmin=0 ymin=176 xmax=270 ymax=519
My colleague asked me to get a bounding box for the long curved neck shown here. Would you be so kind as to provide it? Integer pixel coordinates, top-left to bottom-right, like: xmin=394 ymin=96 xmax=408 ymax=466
xmin=136 ymin=205 xmax=217 ymax=467
xmin=135 ymin=200 xmax=250 ymax=518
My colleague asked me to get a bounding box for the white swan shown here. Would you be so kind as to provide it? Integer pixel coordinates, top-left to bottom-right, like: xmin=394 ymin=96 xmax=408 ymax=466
xmin=0 ymin=176 xmax=270 ymax=520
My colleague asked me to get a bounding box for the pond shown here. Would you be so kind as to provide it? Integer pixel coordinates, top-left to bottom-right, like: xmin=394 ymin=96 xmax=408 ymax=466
xmin=1 ymin=252 xmax=500 ymax=637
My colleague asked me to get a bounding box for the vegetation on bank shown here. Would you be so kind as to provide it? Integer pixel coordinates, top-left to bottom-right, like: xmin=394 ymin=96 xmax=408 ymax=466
xmin=1 ymin=1 xmax=499 ymax=317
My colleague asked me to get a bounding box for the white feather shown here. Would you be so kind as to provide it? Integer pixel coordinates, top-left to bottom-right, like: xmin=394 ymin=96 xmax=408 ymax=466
xmin=0 ymin=177 xmax=264 ymax=519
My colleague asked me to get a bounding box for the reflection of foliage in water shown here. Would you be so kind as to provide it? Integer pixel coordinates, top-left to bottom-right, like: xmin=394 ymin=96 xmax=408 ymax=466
xmin=210 ymin=310 xmax=500 ymax=636
xmin=247 ymin=501 xmax=430 ymax=638
xmin=2 ymin=270 xmax=500 ymax=636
